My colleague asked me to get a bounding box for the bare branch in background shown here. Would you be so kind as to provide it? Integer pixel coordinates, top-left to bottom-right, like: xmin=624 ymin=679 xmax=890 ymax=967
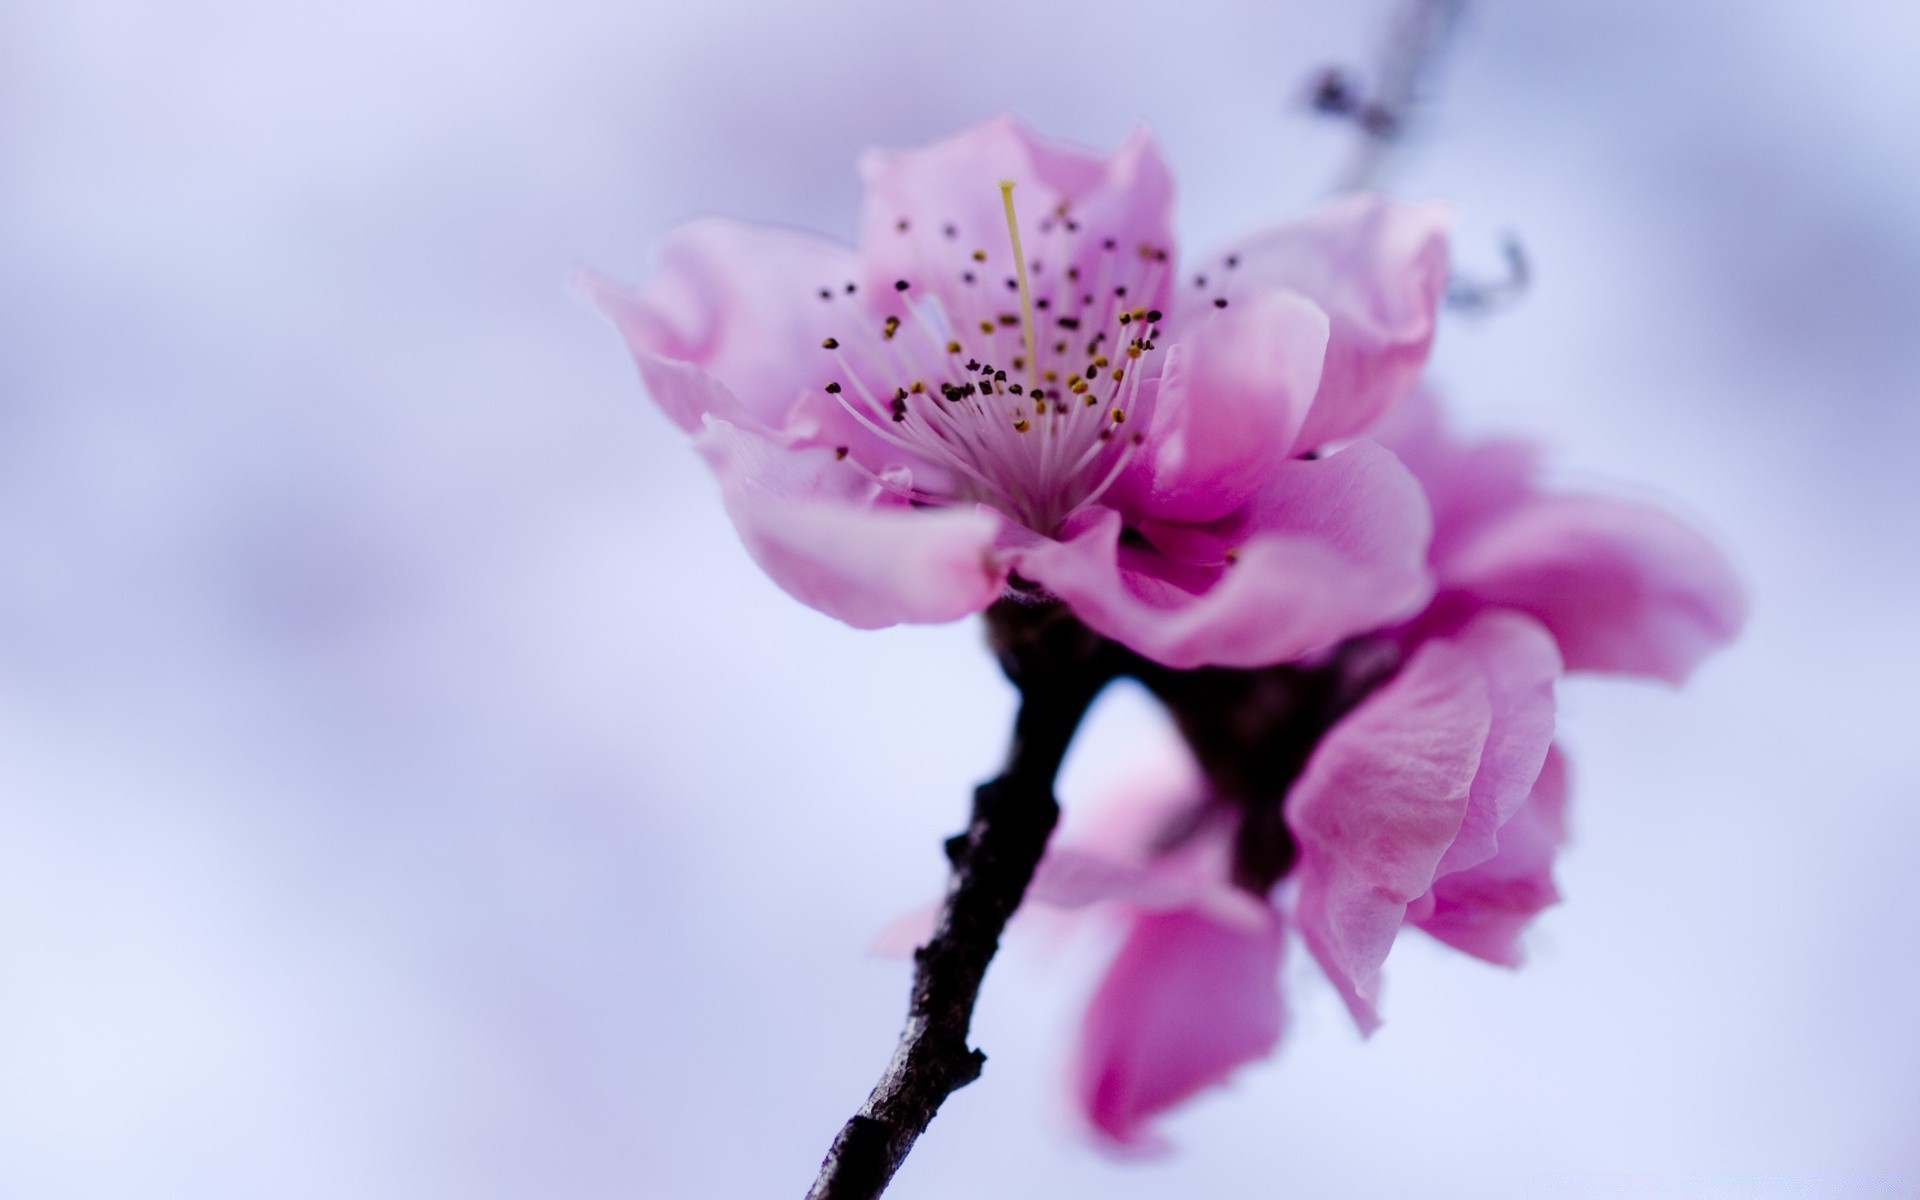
xmin=1447 ymin=233 xmax=1531 ymax=314
xmin=1311 ymin=0 xmax=1469 ymax=193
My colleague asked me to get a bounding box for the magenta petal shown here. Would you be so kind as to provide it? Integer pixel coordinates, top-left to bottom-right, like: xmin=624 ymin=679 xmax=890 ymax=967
xmin=1288 ymin=638 xmax=1492 ymax=1033
xmin=583 ymin=220 xmax=857 ymax=430
xmin=1131 ymin=287 xmax=1331 ymax=524
xmin=1417 ymin=745 xmax=1570 ymax=966
xmin=1213 ymin=194 xmax=1450 ymax=453
xmin=857 ymin=115 xmax=1176 ymax=313
xmin=694 ymin=418 xmax=1008 ymax=627
xmin=1072 ymin=909 xmax=1285 ymax=1148
xmin=1433 ymin=612 xmax=1561 ymax=878
xmin=1365 ymin=388 xmax=1541 ymax=563
xmin=1442 ymin=493 xmax=1748 ymax=683
xmin=1010 ymin=441 xmax=1432 ymax=669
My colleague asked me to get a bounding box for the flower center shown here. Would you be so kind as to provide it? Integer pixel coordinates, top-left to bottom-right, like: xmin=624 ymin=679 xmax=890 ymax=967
xmin=814 ymin=184 xmax=1171 ymax=536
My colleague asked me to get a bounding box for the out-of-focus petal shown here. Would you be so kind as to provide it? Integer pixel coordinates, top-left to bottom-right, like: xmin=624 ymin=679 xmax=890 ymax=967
xmin=1127 ymin=288 xmax=1330 ymax=524
xmin=1442 ymin=494 xmax=1748 ymax=683
xmin=1071 ymin=909 xmax=1285 ymax=1149
xmin=1434 ymin=612 xmax=1561 ymax=878
xmin=582 ymin=220 xmax=857 ymax=429
xmin=1009 ymin=441 xmax=1433 ymax=669
xmin=694 ymin=418 xmax=1008 ymax=628
xmin=1364 ymin=388 xmax=1540 ymax=562
xmin=1029 ymin=848 xmax=1271 ymax=931
xmin=1416 ymin=745 xmax=1570 ymax=966
xmin=1288 ymin=637 xmax=1491 ymax=1033
xmin=857 ymin=116 xmax=1177 ymax=315
xmin=1212 ymin=194 xmax=1450 ymax=452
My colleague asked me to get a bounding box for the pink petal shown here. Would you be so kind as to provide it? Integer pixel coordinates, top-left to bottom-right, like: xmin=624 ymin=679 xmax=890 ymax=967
xmin=870 ymin=903 xmax=939 ymax=959
xmin=1009 ymin=440 xmax=1432 ymax=669
xmin=857 ymin=115 xmax=1177 ymax=315
xmin=1071 ymin=908 xmax=1285 ymax=1149
xmin=1213 ymin=194 xmax=1450 ymax=453
xmin=1287 ymin=637 xmax=1493 ymax=1033
xmin=1416 ymin=745 xmax=1571 ymax=966
xmin=1442 ymin=494 xmax=1748 ymax=684
xmin=693 ymin=418 xmax=1009 ymax=628
xmin=1364 ymin=388 xmax=1541 ymax=564
xmin=1433 ymin=612 xmax=1562 ymax=878
xmin=1127 ymin=287 xmax=1331 ymax=524
xmin=581 ymin=220 xmax=857 ymax=431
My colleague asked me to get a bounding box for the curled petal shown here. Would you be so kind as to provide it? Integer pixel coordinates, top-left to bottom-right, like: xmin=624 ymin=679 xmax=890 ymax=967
xmin=1416 ymin=745 xmax=1571 ymax=966
xmin=1212 ymin=194 xmax=1450 ymax=452
xmin=1364 ymin=388 xmax=1541 ymax=562
xmin=1071 ymin=909 xmax=1285 ymax=1149
xmin=1288 ymin=637 xmax=1492 ymax=1033
xmin=694 ymin=418 xmax=1008 ymax=628
xmin=1011 ymin=441 xmax=1432 ymax=669
xmin=582 ymin=220 xmax=857 ymax=429
xmin=1442 ymin=494 xmax=1748 ymax=683
xmin=857 ymin=115 xmax=1178 ymax=315
xmin=1433 ymin=612 xmax=1561 ymax=878
xmin=1129 ymin=287 xmax=1331 ymax=524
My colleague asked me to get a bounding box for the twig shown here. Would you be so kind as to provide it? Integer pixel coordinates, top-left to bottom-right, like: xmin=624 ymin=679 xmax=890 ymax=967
xmin=804 ymin=600 xmax=1119 ymax=1200
xmin=1324 ymin=0 xmax=1469 ymax=193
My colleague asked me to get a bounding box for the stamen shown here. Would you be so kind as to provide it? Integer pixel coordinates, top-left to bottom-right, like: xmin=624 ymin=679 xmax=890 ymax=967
xmin=998 ymin=180 xmax=1040 ymax=392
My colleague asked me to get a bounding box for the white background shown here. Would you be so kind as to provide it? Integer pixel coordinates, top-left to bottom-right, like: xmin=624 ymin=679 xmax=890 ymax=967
xmin=2 ymin=1 xmax=1915 ymax=1196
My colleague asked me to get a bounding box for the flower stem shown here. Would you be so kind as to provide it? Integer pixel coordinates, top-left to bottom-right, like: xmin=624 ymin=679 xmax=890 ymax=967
xmin=804 ymin=600 xmax=1119 ymax=1200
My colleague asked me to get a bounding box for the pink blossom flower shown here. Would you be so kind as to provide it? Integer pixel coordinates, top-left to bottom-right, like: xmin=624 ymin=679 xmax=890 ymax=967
xmin=584 ymin=116 xmax=1451 ymax=667
xmin=1035 ymin=390 xmax=1745 ymax=1145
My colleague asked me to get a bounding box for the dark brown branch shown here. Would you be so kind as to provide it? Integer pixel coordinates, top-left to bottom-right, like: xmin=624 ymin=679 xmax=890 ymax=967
xmin=804 ymin=599 xmax=1119 ymax=1200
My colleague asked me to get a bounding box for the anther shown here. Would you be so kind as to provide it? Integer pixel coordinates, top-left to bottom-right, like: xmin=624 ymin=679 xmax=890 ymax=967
xmin=1214 ymin=297 xmax=1229 ymax=308
xmin=834 ymin=446 xmax=848 ymax=459
xmin=821 ymin=337 xmax=839 ymax=349
xmin=824 ymin=382 xmax=842 ymax=393
xmin=894 ymin=279 xmax=910 ymax=292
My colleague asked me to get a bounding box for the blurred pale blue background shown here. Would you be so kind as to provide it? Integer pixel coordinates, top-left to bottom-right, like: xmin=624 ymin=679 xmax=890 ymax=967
xmin=3 ymin=1 xmax=1916 ymax=1196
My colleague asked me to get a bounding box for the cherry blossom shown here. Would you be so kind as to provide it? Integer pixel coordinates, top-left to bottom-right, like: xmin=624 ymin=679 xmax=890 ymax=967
xmin=1034 ymin=389 xmax=1744 ymax=1144
xmin=585 ymin=116 xmax=1450 ymax=667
